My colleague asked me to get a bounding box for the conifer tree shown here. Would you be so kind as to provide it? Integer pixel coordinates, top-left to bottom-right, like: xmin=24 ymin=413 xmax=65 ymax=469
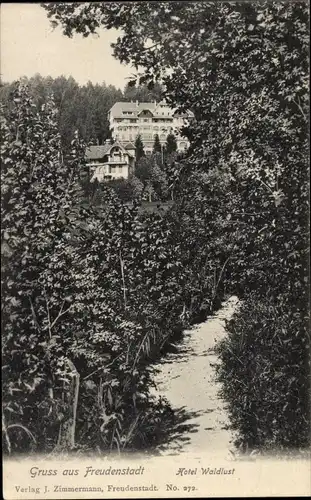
xmin=153 ymin=134 xmax=162 ymax=154
xmin=134 ymin=134 xmax=145 ymax=161
xmin=165 ymin=133 xmax=177 ymax=155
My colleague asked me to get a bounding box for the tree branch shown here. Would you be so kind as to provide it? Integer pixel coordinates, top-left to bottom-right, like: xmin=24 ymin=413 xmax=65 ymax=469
xmin=2 ymin=414 xmax=11 ymax=454
xmin=29 ymin=297 xmax=41 ymax=332
xmin=50 ymin=302 xmax=73 ymax=330
xmin=293 ymin=98 xmax=307 ymax=122
xmin=43 ymin=287 xmax=52 ymax=339
xmin=83 ymin=353 xmax=122 ymax=381
xmin=42 ymin=298 xmax=73 ymax=333
xmin=66 ymin=359 xmax=80 ymax=449
xmin=119 ymin=250 xmax=127 ymax=309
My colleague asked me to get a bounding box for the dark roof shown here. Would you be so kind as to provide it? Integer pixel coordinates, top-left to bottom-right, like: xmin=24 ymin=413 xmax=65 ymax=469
xmin=86 ymin=141 xmax=132 ymax=160
xmin=85 ymin=145 xmax=111 ymax=160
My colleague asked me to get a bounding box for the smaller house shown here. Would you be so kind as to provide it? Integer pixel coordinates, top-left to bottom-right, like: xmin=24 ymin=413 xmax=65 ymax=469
xmin=86 ymin=140 xmax=135 ymax=183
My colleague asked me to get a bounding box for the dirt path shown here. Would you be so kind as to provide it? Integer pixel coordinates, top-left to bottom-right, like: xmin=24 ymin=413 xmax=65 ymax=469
xmin=150 ymin=296 xmax=239 ymax=457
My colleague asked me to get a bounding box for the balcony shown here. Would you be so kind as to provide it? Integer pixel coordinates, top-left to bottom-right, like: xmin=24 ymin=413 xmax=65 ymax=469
xmin=108 ymin=159 xmax=128 ymax=164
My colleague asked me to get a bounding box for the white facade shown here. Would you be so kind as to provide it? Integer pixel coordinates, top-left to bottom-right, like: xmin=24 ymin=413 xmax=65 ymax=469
xmin=90 ymin=164 xmax=129 ymax=182
xmin=86 ymin=141 xmax=135 ymax=182
xmin=108 ymin=101 xmax=192 ymax=154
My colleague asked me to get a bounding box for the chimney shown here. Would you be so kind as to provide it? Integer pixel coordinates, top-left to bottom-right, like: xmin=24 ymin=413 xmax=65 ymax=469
xmin=136 ymin=100 xmax=138 ymax=106
xmin=106 ymin=138 xmax=111 ymax=145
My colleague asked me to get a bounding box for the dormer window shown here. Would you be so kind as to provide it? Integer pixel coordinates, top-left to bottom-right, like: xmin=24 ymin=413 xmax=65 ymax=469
xmin=139 ymin=109 xmax=153 ymax=118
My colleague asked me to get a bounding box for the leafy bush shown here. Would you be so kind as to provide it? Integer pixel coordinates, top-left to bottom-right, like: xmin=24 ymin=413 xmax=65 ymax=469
xmin=107 ymin=177 xmax=144 ymax=203
xmin=216 ymin=295 xmax=310 ymax=452
xmin=1 ymin=84 xmax=176 ymax=454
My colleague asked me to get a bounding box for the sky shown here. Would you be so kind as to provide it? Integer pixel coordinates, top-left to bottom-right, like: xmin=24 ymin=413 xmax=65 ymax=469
xmin=0 ymin=3 xmax=134 ymax=90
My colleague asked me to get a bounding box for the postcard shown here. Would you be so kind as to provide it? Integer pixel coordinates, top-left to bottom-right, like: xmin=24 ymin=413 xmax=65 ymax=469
xmin=1 ymin=2 xmax=310 ymax=498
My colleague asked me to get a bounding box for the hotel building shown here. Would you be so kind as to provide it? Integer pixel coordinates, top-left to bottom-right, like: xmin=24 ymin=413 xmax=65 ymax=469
xmin=108 ymin=100 xmax=192 ymax=154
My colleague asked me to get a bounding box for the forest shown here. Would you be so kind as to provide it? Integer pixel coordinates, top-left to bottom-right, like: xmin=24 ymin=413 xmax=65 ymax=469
xmin=0 ymin=76 xmax=177 ymax=204
xmin=0 ymin=75 xmax=163 ymax=147
xmin=1 ymin=1 xmax=310 ymax=456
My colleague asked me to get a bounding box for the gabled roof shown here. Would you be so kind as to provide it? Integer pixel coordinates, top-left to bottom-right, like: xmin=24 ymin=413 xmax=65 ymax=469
xmin=109 ymin=101 xmax=194 ymax=121
xmin=137 ymin=102 xmax=157 ymax=111
xmin=110 ymin=101 xmax=158 ymax=115
xmin=111 ymin=140 xmax=128 ymax=152
xmin=137 ymin=109 xmax=154 ymax=117
xmin=86 ymin=141 xmax=128 ymax=160
xmin=124 ymin=142 xmax=135 ymax=150
xmin=86 ymin=144 xmax=111 ymax=160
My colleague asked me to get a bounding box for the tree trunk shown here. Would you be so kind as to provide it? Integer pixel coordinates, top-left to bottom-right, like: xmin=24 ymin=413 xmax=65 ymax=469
xmin=56 ymin=359 xmax=80 ymax=450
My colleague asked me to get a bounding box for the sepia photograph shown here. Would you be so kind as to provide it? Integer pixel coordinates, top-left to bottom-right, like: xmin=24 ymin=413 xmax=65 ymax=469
xmin=1 ymin=1 xmax=310 ymax=498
